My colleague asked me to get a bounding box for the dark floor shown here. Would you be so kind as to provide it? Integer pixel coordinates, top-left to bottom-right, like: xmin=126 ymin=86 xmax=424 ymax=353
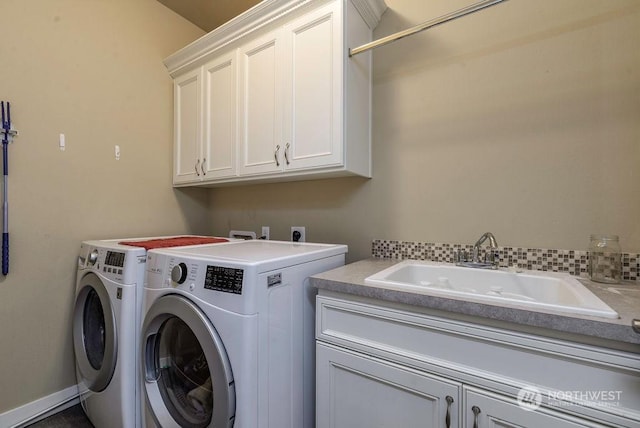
xmin=26 ymin=404 xmax=93 ymax=428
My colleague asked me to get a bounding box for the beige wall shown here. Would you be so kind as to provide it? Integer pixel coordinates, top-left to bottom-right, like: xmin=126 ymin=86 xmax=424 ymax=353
xmin=0 ymin=0 xmax=205 ymax=414
xmin=208 ymin=0 xmax=640 ymax=262
xmin=1 ymin=0 xmax=638 ymax=417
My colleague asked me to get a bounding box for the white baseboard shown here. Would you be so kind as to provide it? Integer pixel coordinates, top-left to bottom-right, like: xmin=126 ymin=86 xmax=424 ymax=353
xmin=0 ymin=385 xmax=79 ymax=428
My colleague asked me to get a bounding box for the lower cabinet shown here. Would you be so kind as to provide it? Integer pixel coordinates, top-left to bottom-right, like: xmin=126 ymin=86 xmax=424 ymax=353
xmin=317 ymin=342 xmax=460 ymax=428
xmin=316 ymin=342 xmax=608 ymax=428
xmin=315 ymin=293 xmax=640 ymax=428
xmin=464 ymin=388 xmax=606 ymax=428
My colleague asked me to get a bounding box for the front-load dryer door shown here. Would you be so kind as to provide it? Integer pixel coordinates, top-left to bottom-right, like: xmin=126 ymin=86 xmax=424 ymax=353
xmin=142 ymin=295 xmax=235 ymax=428
xmin=73 ymin=272 xmax=118 ymax=392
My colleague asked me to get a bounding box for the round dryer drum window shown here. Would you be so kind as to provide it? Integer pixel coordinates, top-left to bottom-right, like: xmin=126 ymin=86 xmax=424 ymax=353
xmin=73 ymin=273 xmax=117 ymax=393
xmin=83 ymin=288 xmax=106 ymax=370
xmin=156 ymin=317 xmax=213 ymax=427
xmin=142 ymin=294 xmax=235 ymax=428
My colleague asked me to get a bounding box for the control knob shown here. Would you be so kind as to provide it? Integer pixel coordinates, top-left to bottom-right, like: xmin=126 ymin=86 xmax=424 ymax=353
xmin=171 ymin=263 xmax=188 ymax=285
xmin=88 ymin=249 xmax=99 ymax=266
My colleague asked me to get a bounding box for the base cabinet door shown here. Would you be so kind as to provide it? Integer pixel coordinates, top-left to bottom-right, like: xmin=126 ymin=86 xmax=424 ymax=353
xmin=317 ymin=343 xmax=461 ymax=428
xmin=464 ymin=387 xmax=609 ymax=428
xmin=315 ymin=294 xmax=639 ymax=428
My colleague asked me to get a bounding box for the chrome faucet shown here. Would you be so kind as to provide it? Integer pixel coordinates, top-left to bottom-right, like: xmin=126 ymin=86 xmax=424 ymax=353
xmin=455 ymin=232 xmax=499 ymax=269
xmin=472 ymin=232 xmax=498 ymax=263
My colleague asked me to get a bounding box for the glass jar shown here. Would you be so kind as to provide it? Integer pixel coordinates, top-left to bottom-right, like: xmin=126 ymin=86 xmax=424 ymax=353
xmin=588 ymin=235 xmax=621 ymax=284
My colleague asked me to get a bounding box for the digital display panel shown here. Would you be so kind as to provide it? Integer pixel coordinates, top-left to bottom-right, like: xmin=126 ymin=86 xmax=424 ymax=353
xmin=204 ymin=266 xmax=243 ymax=294
xmin=105 ymin=251 xmax=125 ymax=267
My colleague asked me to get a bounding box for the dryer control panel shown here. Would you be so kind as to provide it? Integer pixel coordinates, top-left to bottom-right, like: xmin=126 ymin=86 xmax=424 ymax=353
xmin=164 ymin=258 xmax=244 ymax=295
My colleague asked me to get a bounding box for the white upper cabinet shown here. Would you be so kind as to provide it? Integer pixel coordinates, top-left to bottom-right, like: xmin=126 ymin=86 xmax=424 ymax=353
xmin=202 ymin=51 xmax=237 ymax=179
xmin=173 ymin=69 xmax=201 ymax=184
xmin=283 ymin=2 xmax=343 ymax=171
xmin=164 ymin=0 xmax=387 ymax=187
xmin=173 ymin=51 xmax=237 ymax=184
xmin=238 ymin=29 xmax=284 ymax=176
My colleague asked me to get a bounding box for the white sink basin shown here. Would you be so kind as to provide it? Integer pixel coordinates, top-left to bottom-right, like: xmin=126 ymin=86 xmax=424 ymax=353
xmin=365 ymin=260 xmax=618 ymax=319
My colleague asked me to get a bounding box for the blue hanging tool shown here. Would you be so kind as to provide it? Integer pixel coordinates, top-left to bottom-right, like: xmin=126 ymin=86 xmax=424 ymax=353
xmin=1 ymin=101 xmax=13 ymax=276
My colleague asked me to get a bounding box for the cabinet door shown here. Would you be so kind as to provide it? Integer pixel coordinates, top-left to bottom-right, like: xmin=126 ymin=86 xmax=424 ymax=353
xmin=464 ymin=387 xmax=609 ymax=428
xmin=202 ymin=52 xmax=237 ymax=179
xmin=173 ymin=69 xmax=202 ymax=184
xmin=317 ymin=343 xmax=461 ymax=428
xmin=283 ymin=2 xmax=343 ymax=171
xmin=238 ymin=30 xmax=284 ymax=176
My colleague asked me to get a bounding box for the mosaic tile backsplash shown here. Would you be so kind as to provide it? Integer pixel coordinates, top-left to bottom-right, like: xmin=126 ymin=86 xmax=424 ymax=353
xmin=372 ymin=240 xmax=639 ymax=282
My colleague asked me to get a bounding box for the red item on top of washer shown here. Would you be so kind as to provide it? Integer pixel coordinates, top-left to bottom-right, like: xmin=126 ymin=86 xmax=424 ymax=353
xmin=119 ymin=236 xmax=228 ymax=250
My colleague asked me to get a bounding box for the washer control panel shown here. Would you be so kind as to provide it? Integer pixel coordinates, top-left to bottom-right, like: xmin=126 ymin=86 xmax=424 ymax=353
xmin=204 ymin=266 xmax=244 ymax=294
xmin=102 ymin=250 xmax=126 ymax=276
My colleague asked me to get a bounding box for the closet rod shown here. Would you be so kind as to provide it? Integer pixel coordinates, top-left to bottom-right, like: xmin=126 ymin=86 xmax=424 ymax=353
xmin=349 ymin=0 xmax=508 ymax=57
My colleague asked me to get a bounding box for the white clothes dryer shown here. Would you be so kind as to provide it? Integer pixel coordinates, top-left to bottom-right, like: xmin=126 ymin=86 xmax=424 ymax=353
xmin=140 ymin=240 xmax=347 ymax=428
xmin=73 ymin=236 xmax=233 ymax=428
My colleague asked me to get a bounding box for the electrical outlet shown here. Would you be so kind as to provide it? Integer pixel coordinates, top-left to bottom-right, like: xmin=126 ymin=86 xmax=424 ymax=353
xmin=261 ymin=226 xmax=270 ymax=240
xmin=291 ymin=226 xmax=305 ymax=243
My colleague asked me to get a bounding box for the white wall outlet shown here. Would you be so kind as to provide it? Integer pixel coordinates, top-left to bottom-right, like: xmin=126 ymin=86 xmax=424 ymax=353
xmin=59 ymin=133 xmax=65 ymax=151
xmin=291 ymin=226 xmax=305 ymax=243
xmin=261 ymin=226 xmax=270 ymax=240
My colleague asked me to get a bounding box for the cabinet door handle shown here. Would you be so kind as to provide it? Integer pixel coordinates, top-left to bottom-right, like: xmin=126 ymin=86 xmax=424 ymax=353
xmin=284 ymin=143 xmax=290 ymax=165
xmin=472 ymin=405 xmax=481 ymax=428
xmin=445 ymin=396 xmax=454 ymax=428
xmin=201 ymin=158 xmax=206 ymax=176
xmin=195 ymin=159 xmax=201 ymax=176
xmin=274 ymin=145 xmax=281 ymax=167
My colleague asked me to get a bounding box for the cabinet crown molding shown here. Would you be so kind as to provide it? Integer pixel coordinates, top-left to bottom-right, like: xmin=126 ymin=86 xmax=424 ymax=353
xmin=164 ymin=0 xmax=387 ymax=76
xmin=350 ymin=0 xmax=387 ymax=29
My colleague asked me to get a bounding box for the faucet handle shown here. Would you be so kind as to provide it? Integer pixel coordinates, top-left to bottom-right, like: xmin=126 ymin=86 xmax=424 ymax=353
xmin=484 ymin=249 xmax=500 ymax=266
xmin=454 ymin=249 xmax=468 ymax=263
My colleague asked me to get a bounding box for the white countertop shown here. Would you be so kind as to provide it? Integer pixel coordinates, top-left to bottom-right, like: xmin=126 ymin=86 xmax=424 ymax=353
xmin=311 ymin=258 xmax=640 ymax=349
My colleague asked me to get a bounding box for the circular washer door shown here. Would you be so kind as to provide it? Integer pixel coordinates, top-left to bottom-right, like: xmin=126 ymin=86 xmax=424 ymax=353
xmin=142 ymin=295 xmax=235 ymax=428
xmin=73 ymin=272 xmax=118 ymax=392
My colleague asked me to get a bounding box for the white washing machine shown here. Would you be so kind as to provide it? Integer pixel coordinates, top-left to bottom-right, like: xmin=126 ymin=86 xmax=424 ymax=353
xmin=140 ymin=240 xmax=347 ymax=428
xmin=73 ymin=236 xmax=233 ymax=428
